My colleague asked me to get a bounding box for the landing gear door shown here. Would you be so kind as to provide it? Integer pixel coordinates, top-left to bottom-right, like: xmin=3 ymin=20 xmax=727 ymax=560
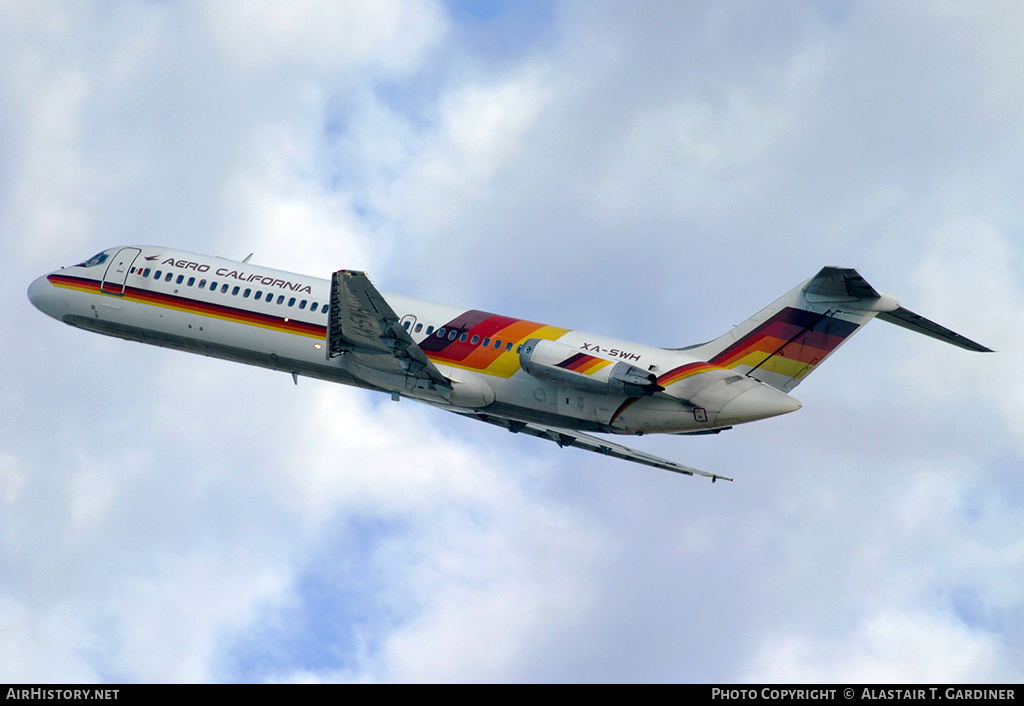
xmin=556 ymin=388 xmax=618 ymax=425
xmin=101 ymin=247 xmax=142 ymax=295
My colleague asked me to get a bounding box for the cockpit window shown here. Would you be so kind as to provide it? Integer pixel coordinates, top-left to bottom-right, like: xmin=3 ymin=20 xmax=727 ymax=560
xmin=77 ymin=251 xmax=111 ymax=268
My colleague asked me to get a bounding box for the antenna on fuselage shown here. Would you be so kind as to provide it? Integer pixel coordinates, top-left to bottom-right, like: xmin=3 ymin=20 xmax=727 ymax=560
xmin=242 ymin=253 xmax=254 ymax=264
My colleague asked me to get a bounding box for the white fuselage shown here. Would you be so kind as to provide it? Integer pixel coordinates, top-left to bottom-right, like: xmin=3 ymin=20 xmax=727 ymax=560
xmin=28 ymin=246 xmax=801 ymax=436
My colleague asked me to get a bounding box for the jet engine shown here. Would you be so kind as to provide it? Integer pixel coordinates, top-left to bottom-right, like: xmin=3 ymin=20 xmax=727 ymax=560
xmin=519 ymin=338 xmax=662 ymax=397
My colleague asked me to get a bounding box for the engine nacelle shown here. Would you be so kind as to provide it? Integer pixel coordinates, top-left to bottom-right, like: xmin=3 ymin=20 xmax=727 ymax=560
xmin=519 ymin=338 xmax=662 ymax=397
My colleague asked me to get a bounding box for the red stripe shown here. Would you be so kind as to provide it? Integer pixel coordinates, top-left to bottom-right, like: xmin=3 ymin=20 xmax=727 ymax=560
xmin=49 ymin=274 xmax=326 ymax=337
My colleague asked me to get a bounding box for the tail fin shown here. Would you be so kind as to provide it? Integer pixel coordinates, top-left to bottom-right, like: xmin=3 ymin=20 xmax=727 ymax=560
xmin=687 ymin=267 xmax=992 ymax=392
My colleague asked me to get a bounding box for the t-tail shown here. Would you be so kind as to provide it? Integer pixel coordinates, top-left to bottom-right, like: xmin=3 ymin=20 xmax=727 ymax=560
xmin=687 ymin=267 xmax=992 ymax=392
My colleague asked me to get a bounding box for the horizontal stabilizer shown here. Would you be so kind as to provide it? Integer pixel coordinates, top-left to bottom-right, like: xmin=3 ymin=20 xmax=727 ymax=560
xmin=687 ymin=266 xmax=991 ymax=392
xmin=876 ymin=306 xmax=993 ymax=352
xmin=803 ymin=266 xmax=882 ymax=301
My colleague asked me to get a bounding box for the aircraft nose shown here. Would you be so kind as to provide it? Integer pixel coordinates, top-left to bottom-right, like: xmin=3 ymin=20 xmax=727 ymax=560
xmin=27 ymin=274 xmax=67 ymax=320
xmin=716 ymin=384 xmax=802 ymax=424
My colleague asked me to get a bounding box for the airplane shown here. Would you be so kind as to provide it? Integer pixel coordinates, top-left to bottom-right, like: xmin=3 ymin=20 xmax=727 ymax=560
xmin=27 ymin=246 xmax=992 ymax=482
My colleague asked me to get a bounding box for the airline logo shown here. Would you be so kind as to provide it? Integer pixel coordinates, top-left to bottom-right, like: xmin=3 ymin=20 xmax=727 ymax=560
xmin=159 ymin=258 xmax=313 ymax=294
xmin=418 ymin=310 xmax=570 ymax=378
xmin=555 ymin=352 xmax=613 ymax=376
xmin=711 ymin=307 xmax=858 ymax=381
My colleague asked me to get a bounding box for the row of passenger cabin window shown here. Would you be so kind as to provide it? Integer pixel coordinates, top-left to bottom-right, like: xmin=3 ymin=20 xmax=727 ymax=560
xmin=131 ymin=266 xmax=329 ymax=314
xmin=401 ymin=318 xmax=521 ymax=353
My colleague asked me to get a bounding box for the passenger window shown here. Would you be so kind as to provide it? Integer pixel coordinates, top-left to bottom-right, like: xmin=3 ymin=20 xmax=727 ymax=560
xmin=232 ymin=286 xmax=240 ymax=295
xmin=209 ymin=281 xmax=217 ymax=291
xmin=483 ymin=337 xmax=490 ymax=347
xmin=243 ymin=288 xmax=251 ymax=298
xmin=154 ymin=270 xmax=162 ymax=279
xmin=299 ymin=300 xmax=307 ymax=309
xmin=199 ymin=279 xmax=206 ymax=289
xmin=309 ymin=301 xmax=317 ymax=310
xmin=254 ymin=291 xmax=262 ymax=301
xmin=143 ymin=268 xmax=151 ymax=277
xmin=187 ymin=277 xmax=195 ymax=287
xmin=414 ymin=323 xmax=422 ymax=333
xmin=288 ymin=297 xmax=295 ymax=307
xmin=437 ymin=327 xmax=446 ymax=338
xmin=505 ymin=342 xmax=514 ymax=352
xmin=459 ymin=333 xmax=468 ymax=342
xmin=516 ymin=344 xmax=523 ymax=354
xmin=277 ymin=295 xmax=284 ymax=304
xmin=221 ymin=284 xmax=229 ymax=293
xmin=426 ymin=326 xmax=434 ymax=335
xmin=494 ymin=340 xmax=502 ymax=350
xmin=471 ymin=335 xmax=480 ymax=345
xmin=403 ymin=321 xmax=410 ymax=330
xmin=176 ymin=275 xmax=184 ymax=284
xmin=321 ymin=304 xmax=328 ymax=314
xmin=165 ymin=273 xmax=173 ymax=282
xmin=448 ymin=330 xmax=457 ymax=341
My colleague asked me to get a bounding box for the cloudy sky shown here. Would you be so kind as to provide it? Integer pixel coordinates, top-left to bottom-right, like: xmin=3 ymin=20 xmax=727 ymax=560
xmin=3 ymin=0 xmax=1023 ymax=683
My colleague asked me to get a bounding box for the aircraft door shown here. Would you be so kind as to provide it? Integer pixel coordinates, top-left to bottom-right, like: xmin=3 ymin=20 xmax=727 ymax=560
xmin=101 ymin=247 xmax=142 ymax=295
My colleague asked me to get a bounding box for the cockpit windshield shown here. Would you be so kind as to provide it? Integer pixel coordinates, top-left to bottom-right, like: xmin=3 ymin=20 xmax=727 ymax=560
xmin=76 ymin=250 xmax=112 ymax=268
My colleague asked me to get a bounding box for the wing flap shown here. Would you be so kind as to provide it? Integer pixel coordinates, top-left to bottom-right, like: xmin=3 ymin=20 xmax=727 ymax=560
xmin=328 ymin=270 xmax=450 ymax=386
xmin=464 ymin=412 xmax=732 ymax=482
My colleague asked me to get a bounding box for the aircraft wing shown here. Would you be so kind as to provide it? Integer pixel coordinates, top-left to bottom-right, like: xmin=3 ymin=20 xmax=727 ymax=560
xmin=327 ymin=270 xmax=450 ymax=387
xmin=460 ymin=412 xmax=733 ymax=482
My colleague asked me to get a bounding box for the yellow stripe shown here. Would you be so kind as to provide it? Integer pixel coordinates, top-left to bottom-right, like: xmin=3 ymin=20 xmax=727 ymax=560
xmin=578 ymin=358 xmax=612 ymax=375
xmin=51 ymin=278 xmax=323 ymax=339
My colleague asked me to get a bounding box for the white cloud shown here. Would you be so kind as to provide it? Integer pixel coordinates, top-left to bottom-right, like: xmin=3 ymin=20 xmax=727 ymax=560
xmin=218 ymin=124 xmax=380 ymax=275
xmin=0 ymin=598 xmax=99 ymax=683
xmin=908 ymin=219 xmax=1024 ymax=445
xmin=390 ymin=74 xmax=551 ymax=229
xmin=748 ymin=609 xmax=1003 ymax=683
xmin=102 ymin=552 xmax=291 ymax=682
xmin=202 ymin=0 xmax=447 ymax=74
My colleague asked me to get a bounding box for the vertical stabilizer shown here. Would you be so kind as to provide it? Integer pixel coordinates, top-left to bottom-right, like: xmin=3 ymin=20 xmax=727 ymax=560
xmin=688 ymin=268 xmax=897 ymax=391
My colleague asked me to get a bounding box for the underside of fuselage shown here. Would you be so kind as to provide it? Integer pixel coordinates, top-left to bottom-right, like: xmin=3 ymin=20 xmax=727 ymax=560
xmin=59 ymin=313 xmax=621 ymax=433
xmin=61 ymin=314 xmax=372 ymax=390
